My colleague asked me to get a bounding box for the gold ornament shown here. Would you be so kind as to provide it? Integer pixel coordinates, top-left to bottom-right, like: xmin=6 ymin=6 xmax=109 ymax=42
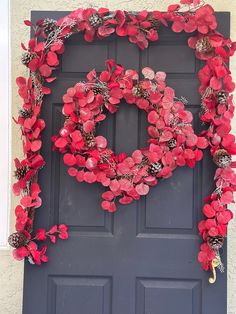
xmin=209 ymin=257 xmax=221 ymax=284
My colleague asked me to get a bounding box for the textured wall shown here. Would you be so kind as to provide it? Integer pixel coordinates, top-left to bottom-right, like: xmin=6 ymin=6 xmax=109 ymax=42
xmin=0 ymin=0 xmax=235 ymax=313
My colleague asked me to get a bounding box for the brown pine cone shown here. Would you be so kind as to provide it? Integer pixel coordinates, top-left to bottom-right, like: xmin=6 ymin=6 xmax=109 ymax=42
xmin=8 ymin=232 xmax=27 ymax=248
xmin=195 ymin=36 xmax=212 ymax=54
xmin=213 ymin=149 xmax=232 ymax=168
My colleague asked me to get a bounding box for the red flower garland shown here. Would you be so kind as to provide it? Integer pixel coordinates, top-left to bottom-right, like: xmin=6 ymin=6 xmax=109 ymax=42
xmin=53 ymin=60 xmax=206 ymax=212
xmin=10 ymin=0 xmax=236 ymax=281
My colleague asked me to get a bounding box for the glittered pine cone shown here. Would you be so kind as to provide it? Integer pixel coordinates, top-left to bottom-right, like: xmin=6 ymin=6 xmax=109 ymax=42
xmin=213 ymin=149 xmax=232 ymax=168
xmin=132 ymin=84 xmax=149 ymax=100
xmin=84 ymin=133 xmax=96 ymax=147
xmin=215 ymin=90 xmax=229 ymax=104
xmin=207 ymin=235 xmax=224 ymax=250
xmin=88 ymin=13 xmax=103 ymax=28
xmin=14 ymin=165 xmax=28 ymax=180
xmin=195 ymin=36 xmax=212 ymax=54
xmin=42 ymin=18 xmax=58 ymax=35
xmin=21 ymin=51 xmax=37 ymax=66
xmin=8 ymin=232 xmax=27 ymax=248
xmin=167 ymin=138 xmax=177 ymax=149
xmin=148 ymin=162 xmax=162 ymax=176
xmin=19 ymin=108 xmax=33 ymax=119
xmin=92 ymin=86 xmax=103 ymax=95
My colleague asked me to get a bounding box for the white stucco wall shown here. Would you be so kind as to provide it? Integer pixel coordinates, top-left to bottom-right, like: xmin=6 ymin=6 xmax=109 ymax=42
xmin=0 ymin=0 xmax=235 ymax=313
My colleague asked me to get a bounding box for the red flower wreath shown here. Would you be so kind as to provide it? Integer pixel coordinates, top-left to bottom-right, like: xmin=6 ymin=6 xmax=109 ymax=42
xmin=53 ymin=59 xmax=206 ymax=212
xmin=10 ymin=0 xmax=236 ymax=281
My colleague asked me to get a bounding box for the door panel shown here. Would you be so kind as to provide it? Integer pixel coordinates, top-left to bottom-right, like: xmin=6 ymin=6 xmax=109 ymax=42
xmin=23 ymin=11 xmax=229 ymax=314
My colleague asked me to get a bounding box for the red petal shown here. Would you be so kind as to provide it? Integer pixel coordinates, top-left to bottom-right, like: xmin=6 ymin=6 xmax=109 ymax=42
xmin=28 ymin=58 xmax=39 ymax=72
xmin=24 ymin=20 xmax=33 ymax=26
xmin=46 ymin=51 xmax=59 ymax=66
xmin=84 ymin=172 xmax=97 ymax=183
xmin=83 ymin=120 xmax=95 ymax=133
xmin=217 ymin=210 xmax=233 ymax=224
xmin=95 ymin=136 xmax=107 ymax=149
xmin=102 ymin=191 xmax=115 ymax=201
xmin=20 ymin=196 xmax=33 ymax=208
xmin=197 ymin=137 xmax=209 ymax=149
xmin=55 ymin=137 xmax=68 ymax=148
xmin=142 ymin=67 xmax=155 ymax=80
xmin=98 ymin=26 xmax=115 ymax=37
xmin=210 ymin=76 xmax=222 ymax=90
xmin=31 ymin=140 xmax=42 ymax=152
xmin=100 ymin=71 xmax=110 ymax=82
xmin=222 ymin=134 xmax=235 ymax=148
xmin=135 ymin=183 xmax=149 ymax=195
xmin=172 ymin=21 xmax=184 ymax=33
xmin=39 ymin=64 xmax=52 ymax=77
xmin=220 ymin=191 xmax=234 ymax=204
xmin=64 ymin=154 xmax=76 ymax=166
xmin=16 ymin=76 xmax=26 ymax=88
xmin=68 ymin=167 xmax=78 ymax=177
xmin=85 ymin=157 xmax=98 ymax=170
xmin=202 ymin=204 xmax=215 ymax=218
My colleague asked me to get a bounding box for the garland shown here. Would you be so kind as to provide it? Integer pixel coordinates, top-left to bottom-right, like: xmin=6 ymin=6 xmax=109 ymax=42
xmin=53 ymin=60 xmax=205 ymax=211
xmin=10 ymin=0 xmax=236 ymax=283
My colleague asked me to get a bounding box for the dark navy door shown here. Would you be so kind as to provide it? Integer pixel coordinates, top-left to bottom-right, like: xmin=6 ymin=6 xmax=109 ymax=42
xmin=23 ymin=10 xmax=229 ymax=314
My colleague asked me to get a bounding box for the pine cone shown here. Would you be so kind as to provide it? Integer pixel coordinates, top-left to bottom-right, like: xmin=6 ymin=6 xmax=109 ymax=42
xmin=93 ymin=86 xmax=103 ymax=95
xmin=132 ymin=84 xmax=149 ymax=100
xmin=14 ymin=165 xmax=28 ymax=180
xmin=8 ymin=232 xmax=27 ymax=248
xmin=167 ymin=138 xmax=177 ymax=149
xmin=195 ymin=36 xmax=212 ymax=54
xmin=207 ymin=235 xmax=224 ymax=250
xmin=147 ymin=16 xmax=160 ymax=31
xmin=19 ymin=108 xmax=33 ymax=119
xmin=21 ymin=51 xmax=37 ymax=66
xmin=215 ymin=90 xmax=229 ymax=104
xmin=148 ymin=162 xmax=162 ymax=176
xmin=213 ymin=149 xmax=232 ymax=168
xmin=84 ymin=133 xmax=95 ymax=147
xmin=88 ymin=13 xmax=103 ymax=28
xmin=42 ymin=18 xmax=58 ymax=35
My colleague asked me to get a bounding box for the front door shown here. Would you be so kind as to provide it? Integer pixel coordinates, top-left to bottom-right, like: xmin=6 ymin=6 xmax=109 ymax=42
xmin=23 ymin=10 xmax=229 ymax=314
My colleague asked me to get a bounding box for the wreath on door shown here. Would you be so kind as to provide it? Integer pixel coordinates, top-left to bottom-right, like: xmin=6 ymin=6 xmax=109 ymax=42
xmin=9 ymin=0 xmax=236 ymax=284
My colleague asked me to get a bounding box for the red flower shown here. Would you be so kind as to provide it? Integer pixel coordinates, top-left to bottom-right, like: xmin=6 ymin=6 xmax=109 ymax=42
xmin=12 ymin=157 xmax=42 ymax=196
xmin=172 ymin=14 xmax=197 ymax=33
xmin=171 ymin=5 xmax=216 ymax=35
xmin=27 ymin=242 xmax=48 ymax=265
xmin=198 ymin=243 xmax=215 ymax=271
xmin=20 ymin=183 xmax=42 ymax=209
xmin=78 ymin=8 xmax=114 ymax=42
xmin=58 ymin=224 xmax=69 ymax=240
xmin=13 ymin=246 xmax=29 ymax=261
xmin=101 ymin=201 xmax=117 ymax=212
xmin=35 ymin=228 xmax=47 ymax=241
xmin=188 ymin=33 xmax=223 ymax=60
xmin=15 ymin=205 xmax=28 ymax=232
xmin=112 ymin=10 xmax=162 ymax=49
xmin=180 ymin=0 xmax=200 ymax=5
xmin=195 ymin=5 xmax=217 ymax=34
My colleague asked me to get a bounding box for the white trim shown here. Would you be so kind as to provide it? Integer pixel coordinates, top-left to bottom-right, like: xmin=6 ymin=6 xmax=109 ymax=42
xmin=0 ymin=0 xmax=11 ymax=248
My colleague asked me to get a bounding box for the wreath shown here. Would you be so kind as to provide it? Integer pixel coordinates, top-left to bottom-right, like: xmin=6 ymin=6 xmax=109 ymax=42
xmin=9 ymin=0 xmax=236 ymax=284
xmin=53 ymin=60 xmax=205 ymax=211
